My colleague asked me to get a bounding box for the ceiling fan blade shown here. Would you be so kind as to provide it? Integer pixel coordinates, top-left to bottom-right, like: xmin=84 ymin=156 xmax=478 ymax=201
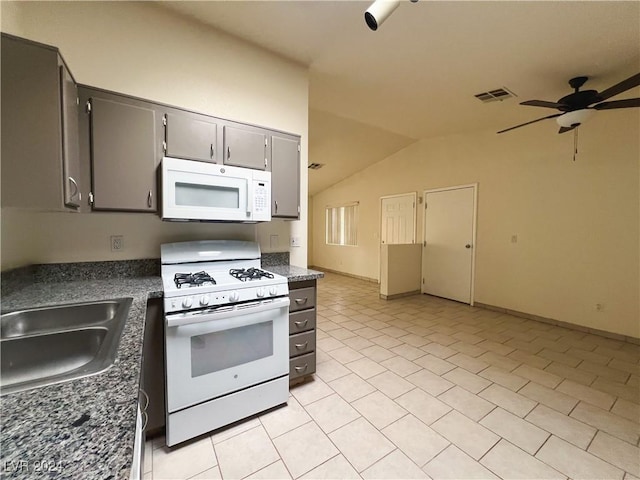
xmin=597 ymin=73 xmax=640 ymax=101
xmin=520 ymin=100 xmax=566 ymax=109
xmin=558 ymin=126 xmax=576 ymax=134
xmin=497 ymin=113 xmax=562 ymax=134
xmin=593 ymin=98 xmax=640 ymax=110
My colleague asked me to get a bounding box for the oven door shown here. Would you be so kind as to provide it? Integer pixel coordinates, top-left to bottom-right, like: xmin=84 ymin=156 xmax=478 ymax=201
xmin=165 ymin=296 xmax=290 ymax=413
xmin=161 ymin=157 xmax=252 ymax=222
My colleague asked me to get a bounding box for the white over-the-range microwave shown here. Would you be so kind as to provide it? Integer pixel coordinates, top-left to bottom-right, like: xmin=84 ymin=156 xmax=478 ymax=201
xmin=161 ymin=157 xmax=271 ymax=223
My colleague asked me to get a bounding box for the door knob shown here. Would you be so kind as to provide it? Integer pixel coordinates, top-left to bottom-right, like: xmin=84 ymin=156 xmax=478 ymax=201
xmin=465 ymin=244 xmax=472 ymax=249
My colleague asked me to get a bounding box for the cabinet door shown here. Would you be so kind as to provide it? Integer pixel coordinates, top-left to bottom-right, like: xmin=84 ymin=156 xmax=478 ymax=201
xmin=165 ymin=112 xmax=217 ymax=163
xmin=89 ymin=96 xmax=158 ymax=211
xmin=271 ymin=135 xmax=300 ymax=218
xmin=223 ymin=125 xmax=267 ymax=170
xmin=143 ymin=298 xmax=166 ymax=434
xmin=59 ymin=62 xmax=81 ymax=209
xmin=1 ymin=35 xmax=64 ymax=210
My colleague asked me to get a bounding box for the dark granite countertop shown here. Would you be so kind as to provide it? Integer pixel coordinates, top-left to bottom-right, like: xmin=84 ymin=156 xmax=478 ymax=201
xmin=266 ymin=265 xmax=324 ymax=282
xmin=0 ymin=276 xmax=163 ymax=480
xmin=0 ymin=259 xmax=319 ymax=479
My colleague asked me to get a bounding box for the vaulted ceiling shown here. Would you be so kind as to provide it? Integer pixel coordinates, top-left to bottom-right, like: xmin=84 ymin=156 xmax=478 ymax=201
xmin=157 ymin=1 xmax=640 ymax=195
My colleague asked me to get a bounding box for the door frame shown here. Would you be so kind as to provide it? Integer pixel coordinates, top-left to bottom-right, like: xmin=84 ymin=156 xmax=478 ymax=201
xmin=422 ymin=183 xmax=478 ymax=306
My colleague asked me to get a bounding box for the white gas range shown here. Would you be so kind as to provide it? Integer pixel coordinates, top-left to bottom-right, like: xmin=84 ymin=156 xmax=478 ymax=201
xmin=161 ymin=240 xmax=290 ymax=447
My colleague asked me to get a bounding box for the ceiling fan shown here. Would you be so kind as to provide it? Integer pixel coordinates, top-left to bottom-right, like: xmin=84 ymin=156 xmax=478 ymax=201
xmin=498 ymin=73 xmax=640 ymax=134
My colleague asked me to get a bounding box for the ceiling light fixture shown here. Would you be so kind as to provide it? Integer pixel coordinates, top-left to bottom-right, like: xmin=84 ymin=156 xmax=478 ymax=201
xmin=365 ymin=0 xmax=418 ymax=31
xmin=556 ymin=109 xmax=594 ymax=128
xmin=364 ymin=1 xmax=399 ymax=31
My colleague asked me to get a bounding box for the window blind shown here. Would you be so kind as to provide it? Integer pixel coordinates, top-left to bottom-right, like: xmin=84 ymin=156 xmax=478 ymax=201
xmin=326 ymin=203 xmax=358 ymax=246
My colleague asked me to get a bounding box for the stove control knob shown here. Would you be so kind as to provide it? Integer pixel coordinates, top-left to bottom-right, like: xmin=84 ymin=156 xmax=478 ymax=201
xmin=182 ymin=297 xmax=193 ymax=309
xmin=229 ymin=291 xmax=240 ymax=303
xmin=256 ymin=288 xmax=265 ymax=298
xmin=269 ymin=286 xmax=278 ymax=296
xmin=199 ymin=295 xmax=210 ymax=306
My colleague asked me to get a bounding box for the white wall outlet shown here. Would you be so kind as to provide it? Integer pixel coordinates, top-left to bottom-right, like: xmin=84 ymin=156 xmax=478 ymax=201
xmin=111 ymin=235 xmax=124 ymax=252
xmin=290 ymin=236 xmax=301 ymax=247
xmin=270 ymin=234 xmax=279 ymax=249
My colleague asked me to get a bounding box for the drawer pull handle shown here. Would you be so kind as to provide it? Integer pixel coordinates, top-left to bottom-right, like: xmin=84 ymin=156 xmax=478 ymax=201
xmin=294 ymin=319 xmax=308 ymax=328
xmin=294 ymin=364 xmax=308 ymax=373
xmin=294 ymin=341 xmax=309 ymax=350
xmin=294 ymin=298 xmax=308 ymax=305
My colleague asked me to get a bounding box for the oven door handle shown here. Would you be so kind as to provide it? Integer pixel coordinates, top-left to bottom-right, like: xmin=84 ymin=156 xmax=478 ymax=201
xmin=166 ymin=297 xmax=290 ymax=328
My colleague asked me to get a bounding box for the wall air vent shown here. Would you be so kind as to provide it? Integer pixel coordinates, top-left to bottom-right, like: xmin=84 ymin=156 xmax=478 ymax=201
xmin=308 ymin=163 xmax=325 ymax=170
xmin=475 ymin=87 xmax=516 ymax=103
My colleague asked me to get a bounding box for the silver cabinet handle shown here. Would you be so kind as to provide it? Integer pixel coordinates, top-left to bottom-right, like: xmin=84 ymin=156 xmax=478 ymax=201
xmin=140 ymin=388 xmax=150 ymax=412
xmin=227 ymin=146 xmax=231 ymax=160
xmin=274 ymin=200 xmax=278 ymax=213
xmin=141 ymin=409 xmax=148 ymax=431
xmin=210 ymin=144 xmax=214 ymax=159
xmin=294 ymin=364 xmax=308 ymax=373
xmin=295 ymin=298 xmax=308 ymax=305
xmin=294 ymin=319 xmax=308 ymax=328
xmin=294 ymin=341 xmax=309 ymax=350
xmin=68 ymin=177 xmax=79 ymax=200
xmin=147 ymin=190 xmax=153 ymax=208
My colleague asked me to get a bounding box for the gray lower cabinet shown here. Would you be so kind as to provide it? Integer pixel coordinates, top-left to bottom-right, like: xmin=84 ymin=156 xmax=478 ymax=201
xmin=271 ymin=134 xmax=300 ymax=219
xmin=223 ymin=124 xmax=268 ymax=170
xmin=80 ymin=87 xmax=162 ymax=211
xmin=289 ymin=280 xmax=317 ymax=383
xmin=164 ymin=111 xmax=218 ymax=163
xmin=143 ymin=298 xmax=166 ymax=435
xmin=1 ymin=33 xmax=81 ymax=211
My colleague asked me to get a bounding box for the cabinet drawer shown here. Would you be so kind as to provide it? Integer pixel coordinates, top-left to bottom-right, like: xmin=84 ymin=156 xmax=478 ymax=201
xmin=289 ymin=331 xmax=315 ymax=357
xmin=289 ymin=352 xmax=316 ymax=381
xmin=289 ymin=287 xmax=316 ymax=312
xmin=289 ymin=309 xmax=316 ymax=334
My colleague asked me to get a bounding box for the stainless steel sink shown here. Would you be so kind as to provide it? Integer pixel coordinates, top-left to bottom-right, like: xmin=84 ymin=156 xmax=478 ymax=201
xmin=0 ymin=298 xmax=132 ymax=395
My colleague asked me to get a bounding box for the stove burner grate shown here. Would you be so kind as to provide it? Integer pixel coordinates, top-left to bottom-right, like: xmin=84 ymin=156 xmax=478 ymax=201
xmin=174 ymin=271 xmax=216 ymax=288
xmin=229 ymin=267 xmax=274 ymax=282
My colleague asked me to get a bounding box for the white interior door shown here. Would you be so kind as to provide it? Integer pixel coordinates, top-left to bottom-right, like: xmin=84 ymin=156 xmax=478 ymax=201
xmin=422 ymin=185 xmax=477 ymax=304
xmin=381 ymin=193 xmax=416 ymax=244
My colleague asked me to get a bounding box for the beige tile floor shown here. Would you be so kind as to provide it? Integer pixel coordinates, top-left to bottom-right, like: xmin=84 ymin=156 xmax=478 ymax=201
xmin=145 ymin=272 xmax=640 ymax=480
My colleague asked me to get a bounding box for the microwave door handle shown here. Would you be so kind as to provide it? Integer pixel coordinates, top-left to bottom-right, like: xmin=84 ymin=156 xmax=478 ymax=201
xmin=246 ymin=179 xmax=253 ymax=218
xmin=166 ymin=297 xmax=290 ymax=328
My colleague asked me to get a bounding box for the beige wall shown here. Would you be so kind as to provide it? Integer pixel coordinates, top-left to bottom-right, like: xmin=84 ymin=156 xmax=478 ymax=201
xmin=0 ymin=1 xmax=309 ymax=270
xmin=312 ymin=110 xmax=640 ymax=338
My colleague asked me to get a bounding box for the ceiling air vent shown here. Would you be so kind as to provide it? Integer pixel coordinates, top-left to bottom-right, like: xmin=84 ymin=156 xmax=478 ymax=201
xmin=475 ymin=87 xmax=516 ymax=103
xmin=308 ymin=163 xmax=324 ymax=170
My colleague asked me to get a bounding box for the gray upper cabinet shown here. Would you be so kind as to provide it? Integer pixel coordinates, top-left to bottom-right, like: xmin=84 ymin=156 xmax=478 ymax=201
xmin=271 ymin=134 xmax=300 ymax=219
xmin=223 ymin=124 xmax=267 ymax=170
xmin=1 ymin=34 xmax=80 ymax=211
xmin=164 ymin=112 xmax=217 ymax=163
xmin=84 ymin=91 xmax=161 ymax=211
xmin=3 ymin=33 xmax=302 ymax=218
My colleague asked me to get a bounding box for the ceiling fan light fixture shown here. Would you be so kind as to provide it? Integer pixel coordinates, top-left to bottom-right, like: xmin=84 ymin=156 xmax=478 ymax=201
xmin=556 ymin=109 xmax=594 ymax=128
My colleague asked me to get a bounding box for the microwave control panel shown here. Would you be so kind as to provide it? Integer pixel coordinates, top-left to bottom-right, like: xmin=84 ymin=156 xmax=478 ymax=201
xmin=254 ymin=183 xmax=268 ymax=212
